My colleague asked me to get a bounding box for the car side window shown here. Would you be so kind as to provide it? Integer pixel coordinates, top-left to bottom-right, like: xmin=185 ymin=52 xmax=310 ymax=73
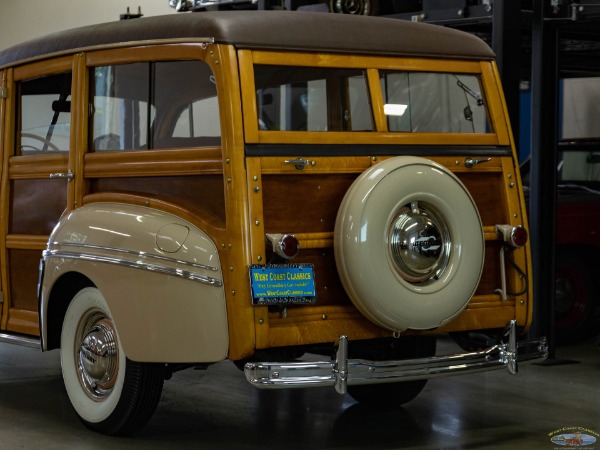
xmin=92 ymin=63 xmax=152 ymax=151
xmin=172 ymin=74 xmax=221 ymax=145
xmin=91 ymin=60 xmax=220 ymax=151
xmin=380 ymin=71 xmax=490 ymax=133
xmin=254 ymin=65 xmax=373 ymax=132
xmin=17 ymin=72 xmax=72 ymax=155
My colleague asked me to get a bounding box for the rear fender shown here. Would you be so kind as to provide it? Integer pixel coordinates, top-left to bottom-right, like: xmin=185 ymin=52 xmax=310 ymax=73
xmin=40 ymin=202 xmax=228 ymax=363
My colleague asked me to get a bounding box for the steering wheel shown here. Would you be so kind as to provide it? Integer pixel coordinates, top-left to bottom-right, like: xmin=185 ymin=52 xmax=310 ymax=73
xmin=20 ymin=132 xmax=62 ymax=153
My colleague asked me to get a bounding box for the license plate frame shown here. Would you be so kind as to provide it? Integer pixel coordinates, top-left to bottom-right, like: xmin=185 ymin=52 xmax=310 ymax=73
xmin=249 ymin=263 xmax=316 ymax=305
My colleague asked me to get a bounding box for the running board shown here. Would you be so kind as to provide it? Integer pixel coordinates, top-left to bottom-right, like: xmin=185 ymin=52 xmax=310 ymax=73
xmin=0 ymin=333 xmax=41 ymax=349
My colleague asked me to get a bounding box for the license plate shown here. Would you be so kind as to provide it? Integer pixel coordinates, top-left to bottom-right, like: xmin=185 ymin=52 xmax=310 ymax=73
xmin=249 ymin=264 xmax=316 ymax=305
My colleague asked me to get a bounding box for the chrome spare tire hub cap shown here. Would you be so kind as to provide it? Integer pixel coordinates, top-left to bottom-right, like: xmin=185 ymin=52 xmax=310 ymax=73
xmin=388 ymin=201 xmax=451 ymax=284
xmin=77 ymin=314 xmax=119 ymax=400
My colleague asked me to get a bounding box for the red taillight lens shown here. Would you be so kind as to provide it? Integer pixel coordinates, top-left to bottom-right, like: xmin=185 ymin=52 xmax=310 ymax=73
xmin=510 ymin=226 xmax=528 ymax=247
xmin=266 ymin=233 xmax=300 ymax=260
xmin=496 ymin=224 xmax=528 ymax=248
xmin=280 ymin=234 xmax=300 ymax=258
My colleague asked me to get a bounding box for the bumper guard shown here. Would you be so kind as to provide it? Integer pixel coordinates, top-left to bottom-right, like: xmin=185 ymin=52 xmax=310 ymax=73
xmin=244 ymin=320 xmax=548 ymax=394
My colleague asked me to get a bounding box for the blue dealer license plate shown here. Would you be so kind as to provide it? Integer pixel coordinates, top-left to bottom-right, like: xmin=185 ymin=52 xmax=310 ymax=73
xmin=249 ymin=264 xmax=316 ymax=305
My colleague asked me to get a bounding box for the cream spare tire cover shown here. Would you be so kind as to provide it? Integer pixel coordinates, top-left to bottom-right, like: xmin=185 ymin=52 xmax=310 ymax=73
xmin=334 ymin=156 xmax=484 ymax=332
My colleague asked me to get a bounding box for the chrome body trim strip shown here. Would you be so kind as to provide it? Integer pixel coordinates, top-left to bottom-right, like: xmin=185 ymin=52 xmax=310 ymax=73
xmin=43 ymin=249 xmax=223 ymax=287
xmin=47 ymin=241 xmax=219 ymax=272
xmin=244 ymin=321 xmax=548 ymax=393
xmin=0 ymin=333 xmax=41 ymax=349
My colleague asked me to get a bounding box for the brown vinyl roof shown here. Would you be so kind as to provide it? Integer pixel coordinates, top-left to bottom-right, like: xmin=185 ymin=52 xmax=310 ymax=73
xmin=0 ymin=10 xmax=494 ymax=68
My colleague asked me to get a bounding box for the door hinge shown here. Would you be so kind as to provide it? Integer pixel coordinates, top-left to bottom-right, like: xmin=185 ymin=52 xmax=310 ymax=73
xmin=0 ymin=87 xmax=7 ymax=99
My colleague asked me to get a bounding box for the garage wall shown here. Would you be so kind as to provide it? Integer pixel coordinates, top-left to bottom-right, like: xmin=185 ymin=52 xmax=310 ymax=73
xmin=562 ymin=78 xmax=600 ymax=139
xmin=561 ymin=78 xmax=600 ymax=181
xmin=0 ymin=1 xmax=176 ymax=50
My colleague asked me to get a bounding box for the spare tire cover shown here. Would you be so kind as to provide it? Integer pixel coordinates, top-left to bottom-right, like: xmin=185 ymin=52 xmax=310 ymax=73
xmin=334 ymin=156 xmax=484 ymax=332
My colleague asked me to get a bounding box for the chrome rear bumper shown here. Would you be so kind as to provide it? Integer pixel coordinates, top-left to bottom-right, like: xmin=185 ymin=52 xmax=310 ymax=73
xmin=244 ymin=320 xmax=548 ymax=394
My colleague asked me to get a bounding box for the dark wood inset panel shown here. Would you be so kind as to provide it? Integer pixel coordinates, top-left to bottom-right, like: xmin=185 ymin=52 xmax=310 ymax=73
xmin=10 ymin=179 xmax=68 ymax=235
xmin=459 ymin=172 xmax=507 ymax=226
xmin=262 ymin=173 xmax=356 ymax=233
xmin=89 ymin=175 xmax=226 ymax=229
xmin=8 ymin=249 xmax=41 ymax=312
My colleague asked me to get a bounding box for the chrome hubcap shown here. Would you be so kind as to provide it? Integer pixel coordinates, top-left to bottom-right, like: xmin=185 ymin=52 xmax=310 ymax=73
xmin=76 ymin=312 xmax=119 ymax=400
xmin=388 ymin=201 xmax=451 ymax=284
xmin=330 ymin=0 xmax=371 ymax=15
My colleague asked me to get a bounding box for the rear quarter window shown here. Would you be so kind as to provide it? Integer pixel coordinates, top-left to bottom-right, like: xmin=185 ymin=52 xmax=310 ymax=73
xmin=254 ymin=65 xmax=373 ymax=132
xmin=380 ymin=71 xmax=490 ymax=133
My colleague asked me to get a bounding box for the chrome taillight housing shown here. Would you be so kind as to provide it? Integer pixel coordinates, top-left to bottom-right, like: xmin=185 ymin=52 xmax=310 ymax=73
xmin=496 ymin=224 xmax=528 ymax=248
xmin=266 ymin=233 xmax=300 ymax=260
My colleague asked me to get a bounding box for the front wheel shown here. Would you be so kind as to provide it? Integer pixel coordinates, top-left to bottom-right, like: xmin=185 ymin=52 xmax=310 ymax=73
xmin=61 ymin=287 xmax=164 ymax=435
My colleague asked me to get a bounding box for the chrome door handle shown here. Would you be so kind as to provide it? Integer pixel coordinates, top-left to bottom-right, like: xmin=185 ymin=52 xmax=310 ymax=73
xmin=49 ymin=170 xmax=74 ymax=181
xmin=284 ymin=158 xmax=314 ymax=170
xmin=464 ymin=157 xmax=491 ymax=169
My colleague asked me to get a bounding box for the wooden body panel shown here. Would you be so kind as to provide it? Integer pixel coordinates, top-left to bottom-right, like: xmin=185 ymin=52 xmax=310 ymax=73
xmin=0 ymin=35 xmax=531 ymax=361
xmin=249 ymin=154 xmax=530 ymax=349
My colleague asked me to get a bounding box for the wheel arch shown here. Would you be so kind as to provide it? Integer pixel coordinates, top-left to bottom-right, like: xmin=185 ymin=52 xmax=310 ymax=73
xmin=43 ymin=272 xmax=95 ymax=351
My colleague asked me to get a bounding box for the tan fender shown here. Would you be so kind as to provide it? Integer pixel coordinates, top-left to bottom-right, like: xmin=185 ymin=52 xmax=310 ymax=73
xmin=40 ymin=202 xmax=228 ymax=363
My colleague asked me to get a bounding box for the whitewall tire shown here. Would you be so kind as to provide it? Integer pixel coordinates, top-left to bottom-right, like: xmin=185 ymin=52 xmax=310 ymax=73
xmin=61 ymin=287 xmax=164 ymax=435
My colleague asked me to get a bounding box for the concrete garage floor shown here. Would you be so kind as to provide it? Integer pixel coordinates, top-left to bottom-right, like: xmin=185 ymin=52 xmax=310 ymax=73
xmin=0 ymin=337 xmax=598 ymax=450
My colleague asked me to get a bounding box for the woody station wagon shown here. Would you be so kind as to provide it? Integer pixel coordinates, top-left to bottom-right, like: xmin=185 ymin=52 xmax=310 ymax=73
xmin=0 ymin=11 xmax=547 ymax=435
